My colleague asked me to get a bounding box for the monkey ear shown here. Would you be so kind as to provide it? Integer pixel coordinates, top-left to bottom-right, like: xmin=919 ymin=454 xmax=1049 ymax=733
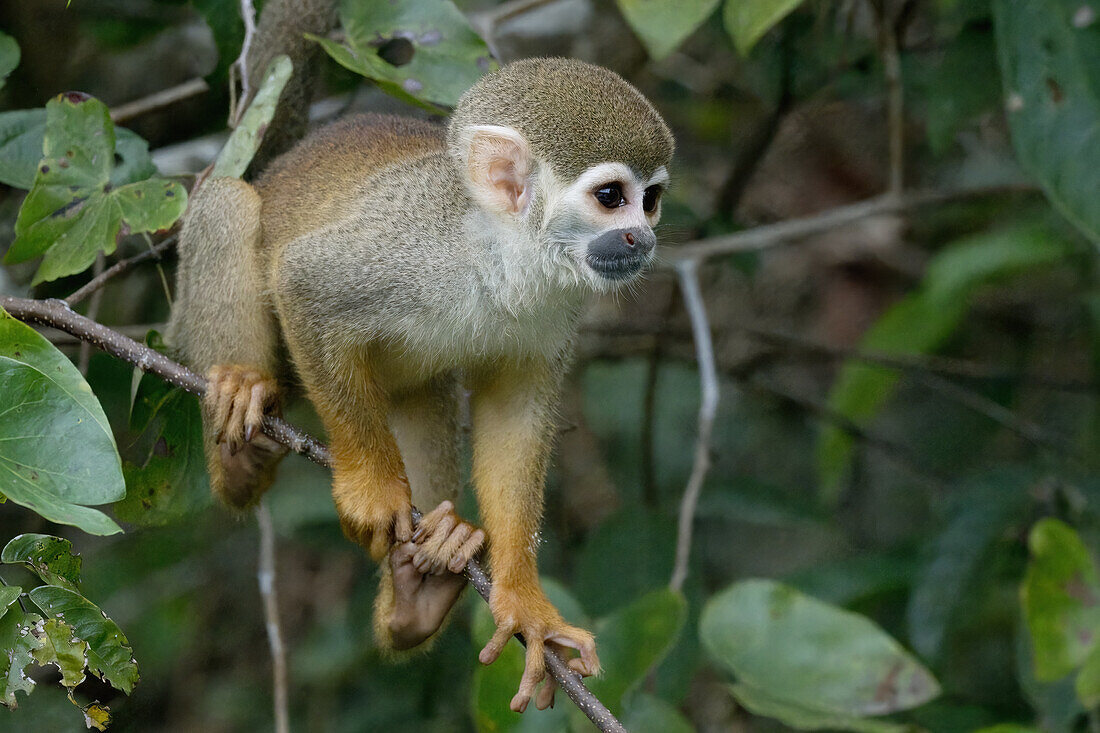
xmin=463 ymin=125 xmax=532 ymax=216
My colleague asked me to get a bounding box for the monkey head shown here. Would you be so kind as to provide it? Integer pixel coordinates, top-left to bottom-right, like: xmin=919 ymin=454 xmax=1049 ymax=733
xmin=447 ymin=57 xmax=674 ymax=293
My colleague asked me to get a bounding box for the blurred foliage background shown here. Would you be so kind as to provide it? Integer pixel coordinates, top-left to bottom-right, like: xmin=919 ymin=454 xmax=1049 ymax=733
xmin=0 ymin=0 xmax=1099 ymax=731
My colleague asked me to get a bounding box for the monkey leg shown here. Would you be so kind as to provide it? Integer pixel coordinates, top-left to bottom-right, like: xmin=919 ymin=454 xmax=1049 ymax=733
xmin=469 ymin=360 xmax=599 ymax=713
xmin=167 ymin=177 xmax=284 ymax=509
xmin=374 ymin=377 xmax=484 ymax=650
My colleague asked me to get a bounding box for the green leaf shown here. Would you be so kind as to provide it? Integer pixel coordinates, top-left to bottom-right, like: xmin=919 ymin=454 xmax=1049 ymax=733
xmin=584 ymin=588 xmax=687 ymax=714
xmin=616 ymin=0 xmax=721 ymax=60
xmin=817 ymin=223 xmax=1075 ymax=500
xmin=994 ymin=0 xmax=1100 ymax=247
xmin=907 ymin=474 xmax=1031 ymax=661
xmin=1076 ymin=644 xmax=1100 ymax=708
xmin=0 ymin=309 xmax=124 ymax=536
xmin=4 ymin=94 xmax=185 ymax=284
xmin=723 ymin=0 xmax=806 ymax=56
xmin=973 ymin=726 xmax=1042 ymax=733
xmin=0 ymin=108 xmax=155 ymax=190
xmin=728 ymin=682 xmax=910 ymax=732
xmin=918 ymin=25 xmax=1002 ymax=155
xmin=0 ymin=31 xmax=19 ymax=92
xmin=313 ymin=0 xmax=494 ymax=108
xmin=28 ymin=585 xmax=138 ymax=694
xmin=700 ymin=579 xmax=940 ymax=721
xmin=212 ymin=55 xmax=293 ymax=178
xmin=0 ymin=605 xmax=44 ymax=708
xmin=1 ymin=534 xmax=83 ymax=591
xmin=116 ymin=385 xmax=211 ymax=526
xmin=620 ymin=693 xmax=694 ymax=733
xmin=0 ymin=585 xmax=21 ymax=614
xmin=32 ymin=617 xmax=90 ymax=691
xmin=1022 ymin=518 xmax=1100 ymax=681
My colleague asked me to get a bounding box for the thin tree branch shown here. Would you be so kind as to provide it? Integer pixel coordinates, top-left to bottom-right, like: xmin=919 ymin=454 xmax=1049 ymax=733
xmin=0 ymin=295 xmax=626 ymax=733
xmin=230 ymin=0 xmax=260 ymax=127
xmin=661 ymin=184 xmax=1036 ymax=266
xmin=110 ymin=78 xmax=210 ymax=125
xmin=255 ymin=500 xmax=289 ymax=733
xmin=65 ymin=236 xmax=177 ymax=306
xmin=870 ymin=0 xmax=905 ymax=194
xmin=670 ymin=260 xmax=719 ymax=593
xmin=78 ymin=253 xmax=106 ymax=375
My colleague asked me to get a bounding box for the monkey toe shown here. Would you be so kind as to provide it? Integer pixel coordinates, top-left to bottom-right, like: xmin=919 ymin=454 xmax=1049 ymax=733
xmin=205 ymin=365 xmax=278 ymax=452
xmin=387 ymin=540 xmax=467 ymax=650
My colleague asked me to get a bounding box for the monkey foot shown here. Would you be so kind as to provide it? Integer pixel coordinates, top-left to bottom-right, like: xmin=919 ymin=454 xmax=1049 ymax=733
xmin=388 ymin=539 xmax=468 ymax=650
xmin=480 ymin=588 xmax=600 ymax=713
xmin=205 ymin=364 xmax=278 ymax=454
xmin=410 ymin=500 xmax=485 ymax=574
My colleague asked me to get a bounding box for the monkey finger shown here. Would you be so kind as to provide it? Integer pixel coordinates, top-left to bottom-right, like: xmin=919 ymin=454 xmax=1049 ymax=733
xmin=479 ymin=623 xmax=514 ymax=666
xmin=368 ymin=529 xmax=393 ymax=562
xmin=243 ymin=381 xmax=268 ymax=442
xmin=394 ymin=508 xmax=414 ymax=544
xmin=449 ymin=528 xmax=485 ymax=573
xmin=224 ymin=387 xmax=251 ymax=454
xmin=411 ymin=500 xmax=455 ymax=542
xmin=510 ymin=643 xmax=547 ymax=713
xmin=547 ymin=629 xmax=599 ymax=676
xmin=535 ymin=676 xmax=556 ymax=710
xmin=433 ymin=521 xmax=472 ymax=572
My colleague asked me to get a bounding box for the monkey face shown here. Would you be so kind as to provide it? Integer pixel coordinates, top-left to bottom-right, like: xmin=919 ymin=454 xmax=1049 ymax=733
xmin=543 ymin=161 xmax=668 ymax=291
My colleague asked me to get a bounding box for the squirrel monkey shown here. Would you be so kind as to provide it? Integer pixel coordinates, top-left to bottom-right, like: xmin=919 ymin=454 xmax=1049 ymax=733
xmin=168 ymin=57 xmax=672 ymax=712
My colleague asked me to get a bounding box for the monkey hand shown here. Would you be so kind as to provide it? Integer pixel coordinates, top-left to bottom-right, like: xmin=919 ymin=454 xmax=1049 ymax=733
xmin=410 ymin=500 xmax=486 ymax=574
xmin=204 ymin=364 xmax=279 ymax=454
xmin=479 ymin=585 xmax=600 ymax=713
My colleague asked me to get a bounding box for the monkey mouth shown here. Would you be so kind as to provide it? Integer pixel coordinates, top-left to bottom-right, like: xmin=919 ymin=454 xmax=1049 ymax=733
xmin=584 ymin=253 xmax=647 ymax=281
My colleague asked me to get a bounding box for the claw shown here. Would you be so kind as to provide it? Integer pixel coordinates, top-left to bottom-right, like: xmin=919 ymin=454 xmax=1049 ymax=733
xmin=244 ymin=424 xmax=256 ymax=443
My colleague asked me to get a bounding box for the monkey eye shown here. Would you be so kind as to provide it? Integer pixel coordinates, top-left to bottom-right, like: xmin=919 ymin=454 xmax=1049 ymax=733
xmin=642 ymin=185 xmax=662 ymax=213
xmin=594 ymin=182 xmax=625 ymax=209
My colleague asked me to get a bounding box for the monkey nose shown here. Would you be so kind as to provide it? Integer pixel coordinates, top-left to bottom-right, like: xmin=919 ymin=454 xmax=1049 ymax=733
xmin=624 ymin=231 xmax=636 ymax=248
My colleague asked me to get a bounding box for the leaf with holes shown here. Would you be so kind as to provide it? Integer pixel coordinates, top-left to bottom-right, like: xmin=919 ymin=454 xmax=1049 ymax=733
xmin=616 ymin=0 xmax=721 ymax=60
xmin=32 ymin=617 xmax=90 ymax=692
xmin=0 ymin=108 xmax=155 ymax=190
xmin=1022 ymin=518 xmax=1100 ymax=682
xmin=312 ymin=0 xmax=493 ymax=109
xmin=0 ymin=604 xmax=43 ymax=708
xmin=2 ymin=534 xmax=82 ymax=592
xmin=723 ymin=0 xmax=806 ymax=55
xmin=701 ymin=579 xmax=940 ymax=724
xmin=0 ymin=308 xmax=124 ymax=536
xmin=994 ymin=0 xmax=1100 ymax=247
xmin=28 ymin=585 xmax=138 ymax=694
xmin=3 ymin=93 xmax=185 ymax=284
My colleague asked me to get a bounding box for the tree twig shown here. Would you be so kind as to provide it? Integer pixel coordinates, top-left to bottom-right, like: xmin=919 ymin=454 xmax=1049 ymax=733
xmin=110 ymin=78 xmax=210 ymax=125
xmin=661 ymin=184 xmax=1035 ymax=266
xmin=255 ymin=500 xmax=289 ymax=733
xmin=78 ymin=253 xmax=106 ymax=375
xmin=230 ymin=0 xmax=260 ymax=127
xmin=66 ymin=237 xmax=177 ymax=306
xmin=869 ymin=0 xmax=905 ymax=194
xmin=670 ymin=260 xmax=719 ymax=593
xmin=0 ymin=295 xmax=626 ymax=733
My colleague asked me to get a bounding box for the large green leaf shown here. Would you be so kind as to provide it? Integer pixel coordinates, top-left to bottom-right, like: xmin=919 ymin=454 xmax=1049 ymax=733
xmin=312 ymin=0 xmax=493 ymax=108
xmin=1 ymin=533 xmax=82 ymax=592
xmin=723 ymin=0 xmax=806 ymax=56
xmin=4 ymin=94 xmax=185 ymax=284
xmin=817 ymin=223 xmax=1075 ymax=500
xmin=0 ymin=586 xmax=20 ymax=614
xmin=0 ymin=309 xmax=123 ymax=535
xmin=700 ymin=579 xmax=940 ymax=725
xmin=620 ymin=693 xmax=694 ymax=733
xmin=0 ymin=31 xmax=18 ymax=93
xmin=0 ymin=108 xmax=156 ymax=191
xmin=0 ymin=604 xmax=43 ymax=708
xmin=728 ymin=682 xmax=910 ymax=732
xmin=28 ymin=585 xmax=138 ymax=694
xmin=907 ymin=473 xmax=1031 ymax=661
xmin=994 ymin=0 xmax=1100 ymax=246
xmin=1022 ymin=518 xmax=1100 ymax=682
xmin=582 ymin=588 xmax=687 ymax=714
xmin=616 ymin=0 xmax=721 ymax=60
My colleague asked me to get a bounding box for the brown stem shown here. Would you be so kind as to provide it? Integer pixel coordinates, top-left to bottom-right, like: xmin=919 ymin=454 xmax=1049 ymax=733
xmin=66 ymin=237 xmax=178 ymax=306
